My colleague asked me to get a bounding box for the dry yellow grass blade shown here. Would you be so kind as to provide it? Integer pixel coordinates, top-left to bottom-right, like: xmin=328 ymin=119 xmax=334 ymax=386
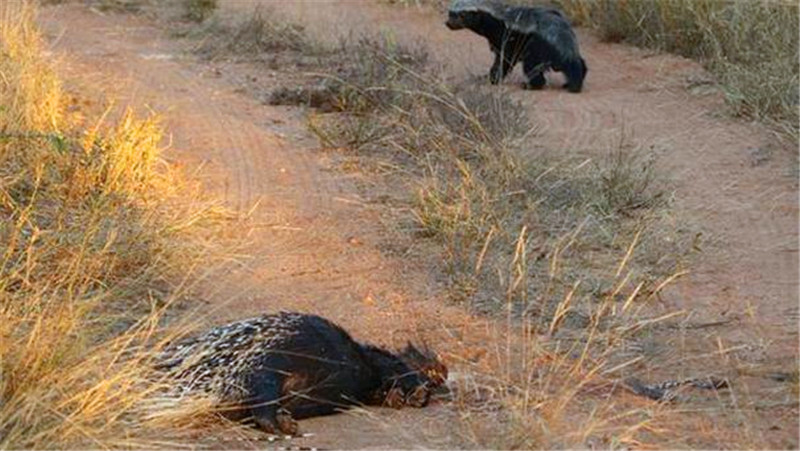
xmin=0 ymin=1 xmax=62 ymax=132
xmin=0 ymin=2 xmax=231 ymax=448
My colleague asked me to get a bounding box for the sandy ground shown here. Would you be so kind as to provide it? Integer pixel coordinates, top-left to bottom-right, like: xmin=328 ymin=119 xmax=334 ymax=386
xmin=39 ymin=1 xmax=798 ymax=448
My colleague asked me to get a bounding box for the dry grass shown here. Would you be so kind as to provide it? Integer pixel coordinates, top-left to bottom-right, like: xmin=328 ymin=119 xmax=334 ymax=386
xmin=181 ymin=0 xmax=216 ymax=22
xmin=558 ymin=0 xmax=799 ymax=141
xmin=0 ymin=2 xmax=230 ymax=447
xmin=305 ymin=36 xmax=688 ymax=312
xmin=0 ymin=4 xmax=61 ymax=132
xmin=299 ymin=34 xmax=708 ymax=447
xmin=185 ymin=5 xmax=325 ymax=61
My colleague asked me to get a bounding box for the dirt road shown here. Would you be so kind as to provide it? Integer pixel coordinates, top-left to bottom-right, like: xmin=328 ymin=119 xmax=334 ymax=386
xmin=40 ymin=0 xmax=797 ymax=448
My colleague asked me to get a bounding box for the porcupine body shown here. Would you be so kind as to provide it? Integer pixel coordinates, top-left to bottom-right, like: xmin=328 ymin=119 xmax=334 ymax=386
xmin=156 ymin=311 xmax=446 ymax=434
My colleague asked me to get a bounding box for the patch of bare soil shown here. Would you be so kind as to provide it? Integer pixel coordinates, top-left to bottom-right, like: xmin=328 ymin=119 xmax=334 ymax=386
xmin=40 ymin=0 xmax=798 ymax=448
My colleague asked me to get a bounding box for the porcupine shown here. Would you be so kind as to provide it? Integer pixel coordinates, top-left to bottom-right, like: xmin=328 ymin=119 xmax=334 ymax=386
xmin=155 ymin=311 xmax=448 ymax=434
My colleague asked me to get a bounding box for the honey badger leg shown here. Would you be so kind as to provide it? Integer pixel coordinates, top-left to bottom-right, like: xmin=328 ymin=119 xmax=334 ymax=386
xmin=524 ymin=71 xmax=546 ymax=90
xmin=562 ymin=57 xmax=587 ymax=93
xmin=247 ymin=373 xmax=298 ymax=435
xmin=521 ymin=44 xmax=548 ymax=90
xmin=489 ymin=51 xmax=515 ymax=84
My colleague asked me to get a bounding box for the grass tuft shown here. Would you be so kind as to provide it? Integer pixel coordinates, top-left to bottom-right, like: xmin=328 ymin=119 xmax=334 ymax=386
xmin=0 ymin=2 xmax=228 ymax=447
xmin=0 ymin=3 xmax=61 ymax=132
xmin=181 ymin=0 xmax=216 ymax=22
xmin=190 ymin=6 xmax=324 ymax=60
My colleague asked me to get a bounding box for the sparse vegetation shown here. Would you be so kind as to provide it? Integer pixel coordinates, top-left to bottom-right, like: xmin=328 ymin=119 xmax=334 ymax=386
xmin=182 ymin=0 xmax=216 ymax=22
xmin=0 ymin=2 xmax=227 ymax=447
xmin=558 ymin=0 xmax=799 ymax=140
xmin=300 ymin=32 xmax=705 ymax=448
xmin=189 ymin=6 xmax=324 ymax=60
xmin=305 ymin=35 xmax=687 ymax=312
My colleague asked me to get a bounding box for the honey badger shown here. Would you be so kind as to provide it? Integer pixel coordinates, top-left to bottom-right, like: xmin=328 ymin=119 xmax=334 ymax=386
xmin=445 ymin=0 xmax=587 ymax=92
xmin=155 ymin=311 xmax=447 ymax=435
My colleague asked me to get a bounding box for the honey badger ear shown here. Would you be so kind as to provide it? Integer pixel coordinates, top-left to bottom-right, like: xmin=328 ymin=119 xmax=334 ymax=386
xmin=400 ymin=341 xmax=449 ymax=388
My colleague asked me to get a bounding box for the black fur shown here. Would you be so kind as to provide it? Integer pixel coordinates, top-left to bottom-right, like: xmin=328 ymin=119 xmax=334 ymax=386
xmin=156 ymin=312 xmax=445 ymax=435
xmin=446 ymin=0 xmax=587 ymax=92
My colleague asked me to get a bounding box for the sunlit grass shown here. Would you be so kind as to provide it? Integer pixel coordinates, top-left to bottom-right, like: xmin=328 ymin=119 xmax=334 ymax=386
xmin=0 ymin=2 xmax=229 ymax=447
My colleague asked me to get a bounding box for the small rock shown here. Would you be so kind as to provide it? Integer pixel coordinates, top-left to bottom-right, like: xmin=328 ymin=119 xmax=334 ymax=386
xmin=747 ymin=146 xmax=772 ymax=167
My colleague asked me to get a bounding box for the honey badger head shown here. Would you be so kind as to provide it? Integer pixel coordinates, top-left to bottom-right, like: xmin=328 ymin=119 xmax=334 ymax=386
xmin=445 ymin=0 xmax=504 ymax=30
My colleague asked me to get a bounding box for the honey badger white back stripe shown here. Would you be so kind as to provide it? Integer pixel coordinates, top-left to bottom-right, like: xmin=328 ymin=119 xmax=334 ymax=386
xmin=449 ymin=0 xmax=505 ymax=16
xmin=447 ymin=0 xmax=580 ymax=61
